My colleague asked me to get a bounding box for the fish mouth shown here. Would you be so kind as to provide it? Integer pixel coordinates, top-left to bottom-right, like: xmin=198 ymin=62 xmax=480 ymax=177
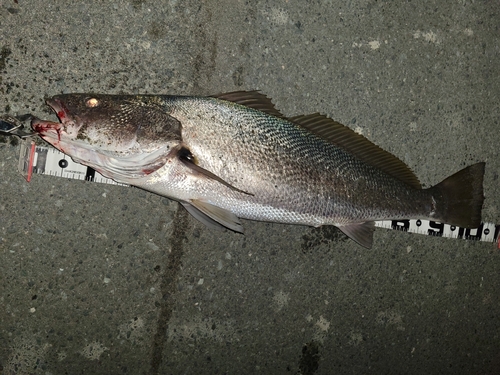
xmin=31 ymin=97 xmax=71 ymax=140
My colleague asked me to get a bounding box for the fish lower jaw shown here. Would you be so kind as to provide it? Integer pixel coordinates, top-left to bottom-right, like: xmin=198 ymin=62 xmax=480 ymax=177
xmin=33 ymin=127 xmax=62 ymax=143
xmin=32 ymin=116 xmax=82 ymax=139
xmin=32 ymin=117 xmax=61 ymax=132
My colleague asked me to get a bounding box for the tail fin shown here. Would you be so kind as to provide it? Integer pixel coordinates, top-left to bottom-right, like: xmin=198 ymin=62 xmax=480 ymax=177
xmin=429 ymin=162 xmax=485 ymax=228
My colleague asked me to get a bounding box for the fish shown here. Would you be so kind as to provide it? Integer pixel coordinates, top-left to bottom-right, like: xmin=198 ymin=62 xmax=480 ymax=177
xmin=31 ymin=91 xmax=485 ymax=248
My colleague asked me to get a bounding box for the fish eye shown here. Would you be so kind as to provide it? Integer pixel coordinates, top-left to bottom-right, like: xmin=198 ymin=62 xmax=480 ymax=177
xmin=86 ymin=98 xmax=99 ymax=108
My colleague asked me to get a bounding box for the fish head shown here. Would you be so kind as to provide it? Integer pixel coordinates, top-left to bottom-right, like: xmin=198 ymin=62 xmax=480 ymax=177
xmin=32 ymin=94 xmax=182 ymax=181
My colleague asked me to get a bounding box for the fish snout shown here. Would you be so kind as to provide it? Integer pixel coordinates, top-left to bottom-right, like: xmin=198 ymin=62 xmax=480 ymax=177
xmin=46 ymin=97 xmax=70 ymax=123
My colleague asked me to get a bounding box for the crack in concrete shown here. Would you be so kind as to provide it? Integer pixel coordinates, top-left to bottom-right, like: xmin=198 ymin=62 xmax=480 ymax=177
xmin=149 ymin=204 xmax=189 ymax=374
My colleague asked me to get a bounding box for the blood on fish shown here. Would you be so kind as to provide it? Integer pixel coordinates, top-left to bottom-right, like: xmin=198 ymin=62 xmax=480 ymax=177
xmin=57 ymin=110 xmax=66 ymax=120
xmin=33 ymin=121 xmax=62 ymax=141
xmin=142 ymin=168 xmax=156 ymax=175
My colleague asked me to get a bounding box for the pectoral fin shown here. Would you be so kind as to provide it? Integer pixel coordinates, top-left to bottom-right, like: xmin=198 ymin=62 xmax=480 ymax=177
xmin=337 ymin=221 xmax=375 ymax=249
xmin=187 ymin=199 xmax=244 ymax=233
xmin=178 ymin=147 xmax=253 ymax=196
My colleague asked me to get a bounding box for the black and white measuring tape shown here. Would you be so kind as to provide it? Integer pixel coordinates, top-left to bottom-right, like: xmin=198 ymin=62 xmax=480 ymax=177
xmin=18 ymin=138 xmax=123 ymax=185
xmin=17 ymin=138 xmax=500 ymax=247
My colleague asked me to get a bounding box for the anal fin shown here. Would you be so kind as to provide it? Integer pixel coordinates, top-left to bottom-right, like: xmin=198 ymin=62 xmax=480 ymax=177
xmin=337 ymin=221 xmax=375 ymax=248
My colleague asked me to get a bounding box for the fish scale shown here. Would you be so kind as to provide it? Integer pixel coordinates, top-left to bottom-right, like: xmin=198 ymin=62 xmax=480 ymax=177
xmin=170 ymin=97 xmax=429 ymax=221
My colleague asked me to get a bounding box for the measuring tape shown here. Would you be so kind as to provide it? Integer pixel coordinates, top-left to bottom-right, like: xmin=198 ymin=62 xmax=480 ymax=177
xmin=18 ymin=139 xmax=125 ymax=185
xmin=17 ymin=139 xmax=500 ymax=247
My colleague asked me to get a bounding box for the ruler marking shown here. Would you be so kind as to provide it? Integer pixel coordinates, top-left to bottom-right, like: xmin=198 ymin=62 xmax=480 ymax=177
xmin=85 ymin=167 xmax=96 ymax=181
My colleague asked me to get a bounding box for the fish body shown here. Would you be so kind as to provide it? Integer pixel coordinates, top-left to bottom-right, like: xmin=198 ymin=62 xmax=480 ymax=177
xmin=32 ymin=91 xmax=485 ymax=247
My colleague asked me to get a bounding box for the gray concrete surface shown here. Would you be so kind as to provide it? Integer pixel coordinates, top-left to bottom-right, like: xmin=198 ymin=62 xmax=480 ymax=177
xmin=0 ymin=1 xmax=499 ymax=374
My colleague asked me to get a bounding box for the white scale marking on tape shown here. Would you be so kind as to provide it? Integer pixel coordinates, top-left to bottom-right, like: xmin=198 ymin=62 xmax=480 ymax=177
xmin=18 ymin=139 xmax=499 ymax=245
xmin=19 ymin=139 xmax=125 ymax=185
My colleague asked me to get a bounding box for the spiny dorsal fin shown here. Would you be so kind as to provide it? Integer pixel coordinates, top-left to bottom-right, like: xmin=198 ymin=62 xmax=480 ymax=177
xmin=290 ymin=113 xmax=421 ymax=189
xmin=212 ymin=91 xmax=284 ymax=118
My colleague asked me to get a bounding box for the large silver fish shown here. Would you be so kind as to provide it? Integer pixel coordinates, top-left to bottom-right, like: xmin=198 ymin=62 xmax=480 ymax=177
xmin=31 ymin=91 xmax=485 ymax=248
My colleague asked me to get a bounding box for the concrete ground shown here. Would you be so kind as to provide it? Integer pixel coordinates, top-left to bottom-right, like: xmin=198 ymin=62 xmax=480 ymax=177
xmin=0 ymin=1 xmax=499 ymax=374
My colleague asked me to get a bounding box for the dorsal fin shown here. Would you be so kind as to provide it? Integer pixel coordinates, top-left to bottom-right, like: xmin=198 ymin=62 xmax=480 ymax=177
xmin=212 ymin=91 xmax=284 ymax=118
xmin=289 ymin=113 xmax=421 ymax=189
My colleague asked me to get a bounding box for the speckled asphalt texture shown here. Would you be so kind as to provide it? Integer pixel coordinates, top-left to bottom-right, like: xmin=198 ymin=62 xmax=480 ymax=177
xmin=0 ymin=1 xmax=499 ymax=374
